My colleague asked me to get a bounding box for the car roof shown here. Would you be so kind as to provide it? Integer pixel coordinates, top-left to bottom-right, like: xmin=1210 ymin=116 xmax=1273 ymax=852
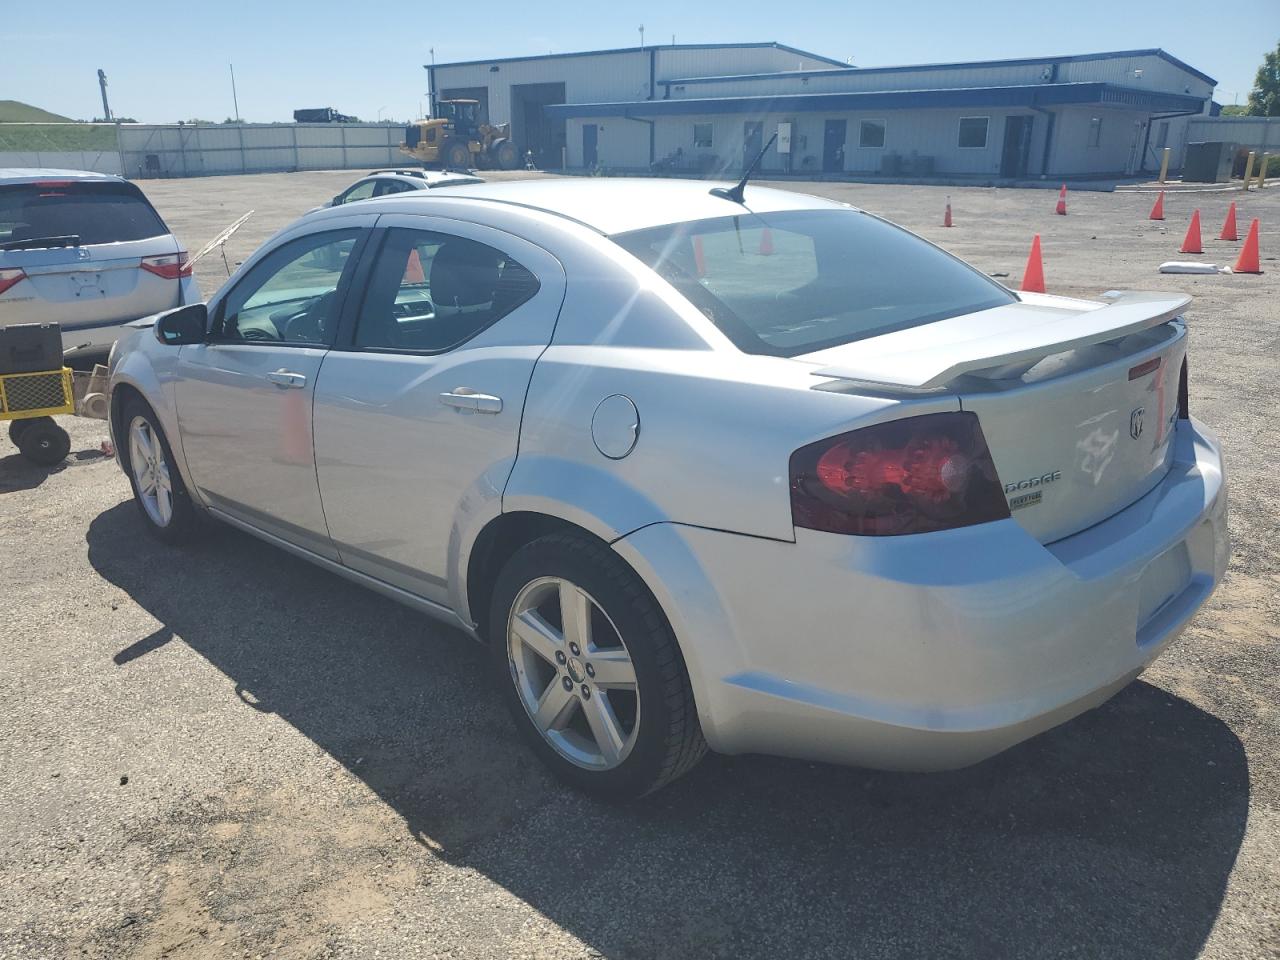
xmin=419 ymin=177 xmax=852 ymax=235
xmin=357 ymin=169 xmax=486 ymax=187
xmin=0 ymin=168 xmax=128 ymax=185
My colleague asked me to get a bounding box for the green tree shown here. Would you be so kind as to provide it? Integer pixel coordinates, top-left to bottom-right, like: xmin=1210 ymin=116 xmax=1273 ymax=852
xmin=1245 ymin=41 xmax=1280 ymax=116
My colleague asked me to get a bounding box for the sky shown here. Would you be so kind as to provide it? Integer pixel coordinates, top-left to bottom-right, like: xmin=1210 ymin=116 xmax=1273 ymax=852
xmin=4 ymin=0 xmax=1277 ymax=123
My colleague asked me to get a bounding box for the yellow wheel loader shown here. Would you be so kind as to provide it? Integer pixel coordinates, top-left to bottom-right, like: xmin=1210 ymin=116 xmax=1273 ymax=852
xmin=399 ymin=100 xmax=521 ymax=171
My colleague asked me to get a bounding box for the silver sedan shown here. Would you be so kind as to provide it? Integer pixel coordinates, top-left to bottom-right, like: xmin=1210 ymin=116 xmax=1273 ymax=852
xmin=108 ymin=178 xmax=1229 ymax=797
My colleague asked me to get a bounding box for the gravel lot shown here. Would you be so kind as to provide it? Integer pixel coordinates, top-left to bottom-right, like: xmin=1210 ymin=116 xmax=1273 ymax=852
xmin=1 ymin=170 xmax=1277 ymax=960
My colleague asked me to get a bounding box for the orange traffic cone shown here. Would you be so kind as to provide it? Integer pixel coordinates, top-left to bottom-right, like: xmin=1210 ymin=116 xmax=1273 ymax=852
xmin=403 ymin=248 xmax=425 ymax=283
xmin=1021 ymin=235 xmax=1046 ymax=293
xmin=943 ymin=197 xmax=953 ymax=227
xmin=1055 ymin=184 xmax=1067 ymax=215
xmin=693 ymin=235 xmax=706 ymax=277
xmin=1149 ymin=191 xmax=1165 ymax=220
xmin=758 ymin=227 xmax=774 ymax=256
xmin=1233 ymin=218 xmax=1262 ymax=274
xmin=1179 ymin=210 xmax=1203 ymax=254
xmin=1218 ymin=202 xmax=1238 ymax=241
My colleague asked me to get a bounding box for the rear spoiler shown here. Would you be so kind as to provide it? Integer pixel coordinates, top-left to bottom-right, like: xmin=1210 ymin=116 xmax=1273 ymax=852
xmin=809 ymin=291 xmax=1190 ymax=390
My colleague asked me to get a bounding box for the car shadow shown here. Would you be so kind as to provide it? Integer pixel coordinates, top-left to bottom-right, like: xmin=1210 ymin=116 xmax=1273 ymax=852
xmin=86 ymin=502 xmax=1248 ymax=959
xmin=0 ymin=449 xmax=63 ymax=492
xmin=0 ymin=446 xmax=109 ymax=494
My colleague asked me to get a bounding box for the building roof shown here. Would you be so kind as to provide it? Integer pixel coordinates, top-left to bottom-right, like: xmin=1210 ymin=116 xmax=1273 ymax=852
xmin=664 ymin=49 xmax=1217 ymax=88
xmin=428 ymin=42 xmax=848 ymax=71
xmin=544 ymin=82 xmax=1207 ymax=119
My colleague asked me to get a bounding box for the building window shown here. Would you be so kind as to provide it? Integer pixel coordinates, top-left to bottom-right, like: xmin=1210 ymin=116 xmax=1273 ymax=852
xmin=958 ymin=117 xmax=989 ymax=149
xmin=1088 ymin=117 xmax=1102 ymax=148
xmin=859 ymin=119 xmax=886 ymax=148
xmin=693 ymin=123 xmax=713 ymax=149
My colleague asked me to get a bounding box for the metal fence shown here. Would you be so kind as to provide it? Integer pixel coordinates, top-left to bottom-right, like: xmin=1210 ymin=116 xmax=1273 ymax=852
xmin=0 ymin=123 xmax=411 ymax=178
xmin=0 ymin=149 xmax=123 ymax=175
xmin=1184 ymin=117 xmax=1280 ymax=153
xmin=117 ymin=123 xmax=408 ymax=178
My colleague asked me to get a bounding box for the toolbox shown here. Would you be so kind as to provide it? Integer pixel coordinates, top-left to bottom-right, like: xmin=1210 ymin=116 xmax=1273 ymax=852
xmin=1 ymin=322 xmax=74 ymax=466
xmin=0 ymin=323 xmax=64 ymax=375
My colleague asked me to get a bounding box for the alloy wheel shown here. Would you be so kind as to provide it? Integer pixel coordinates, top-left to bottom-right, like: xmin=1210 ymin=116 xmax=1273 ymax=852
xmin=128 ymin=415 xmax=173 ymax=528
xmin=506 ymin=576 xmax=640 ymax=770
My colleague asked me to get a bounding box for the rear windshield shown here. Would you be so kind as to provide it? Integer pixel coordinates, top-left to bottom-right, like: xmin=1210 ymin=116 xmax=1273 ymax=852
xmin=612 ymin=209 xmax=1015 ymax=356
xmin=0 ymin=181 xmax=168 ymax=248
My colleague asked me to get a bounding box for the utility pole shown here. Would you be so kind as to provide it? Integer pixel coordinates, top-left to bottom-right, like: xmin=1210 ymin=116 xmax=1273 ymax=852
xmin=638 ymin=24 xmax=644 ymax=48
xmin=427 ymin=47 xmax=436 ymax=117
xmin=229 ymin=63 xmax=241 ymax=122
xmin=97 ymin=69 xmax=112 ymax=122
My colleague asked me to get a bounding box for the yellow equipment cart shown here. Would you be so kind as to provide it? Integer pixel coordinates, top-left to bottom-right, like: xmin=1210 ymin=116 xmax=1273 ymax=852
xmin=1 ymin=323 xmax=74 ymax=466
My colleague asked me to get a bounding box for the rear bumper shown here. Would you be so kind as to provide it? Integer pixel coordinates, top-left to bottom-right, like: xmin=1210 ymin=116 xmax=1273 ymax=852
xmin=613 ymin=417 xmax=1228 ymax=770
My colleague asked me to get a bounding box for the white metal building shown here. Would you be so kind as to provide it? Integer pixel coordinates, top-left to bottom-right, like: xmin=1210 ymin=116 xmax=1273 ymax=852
xmin=428 ymin=43 xmax=1216 ymax=179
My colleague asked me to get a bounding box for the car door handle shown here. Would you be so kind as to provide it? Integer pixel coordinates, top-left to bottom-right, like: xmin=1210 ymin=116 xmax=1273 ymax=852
xmin=266 ymin=369 xmax=307 ymax=389
xmin=440 ymin=388 xmax=502 ymax=414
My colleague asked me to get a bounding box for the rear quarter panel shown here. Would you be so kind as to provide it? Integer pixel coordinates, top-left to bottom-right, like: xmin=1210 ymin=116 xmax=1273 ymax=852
xmin=505 ymin=228 xmax=961 ymax=542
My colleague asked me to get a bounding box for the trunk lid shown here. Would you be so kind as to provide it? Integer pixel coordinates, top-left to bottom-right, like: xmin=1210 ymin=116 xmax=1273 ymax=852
xmin=801 ymin=291 xmax=1189 ymax=543
xmin=0 ymin=236 xmax=183 ymax=331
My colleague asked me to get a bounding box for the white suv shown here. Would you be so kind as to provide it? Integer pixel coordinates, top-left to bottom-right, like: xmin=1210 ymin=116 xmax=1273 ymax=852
xmin=0 ymin=169 xmax=198 ymax=362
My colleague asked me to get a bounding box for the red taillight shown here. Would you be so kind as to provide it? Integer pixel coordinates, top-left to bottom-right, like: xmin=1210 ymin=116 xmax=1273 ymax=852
xmin=140 ymin=252 xmax=191 ymax=280
xmin=0 ymin=268 xmax=27 ymax=296
xmin=1177 ymin=356 xmax=1189 ymax=420
xmin=790 ymin=411 xmax=1011 ymax=536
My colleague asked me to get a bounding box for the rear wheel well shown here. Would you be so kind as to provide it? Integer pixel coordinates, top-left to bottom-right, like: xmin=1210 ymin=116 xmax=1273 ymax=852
xmin=467 ymin=512 xmax=604 ymax=640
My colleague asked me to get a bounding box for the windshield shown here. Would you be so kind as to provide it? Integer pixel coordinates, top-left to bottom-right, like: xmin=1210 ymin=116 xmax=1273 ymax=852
xmin=0 ymin=181 xmax=168 ymax=248
xmin=612 ymin=209 xmax=1015 ymax=356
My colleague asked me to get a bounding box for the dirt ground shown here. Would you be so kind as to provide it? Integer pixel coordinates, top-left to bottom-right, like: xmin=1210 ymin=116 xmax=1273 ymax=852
xmin=1 ymin=170 xmax=1277 ymax=960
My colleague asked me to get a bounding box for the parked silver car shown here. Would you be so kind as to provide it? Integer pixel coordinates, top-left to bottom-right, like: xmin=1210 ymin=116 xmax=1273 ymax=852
xmin=319 ymin=169 xmax=485 ymax=211
xmin=107 ymin=178 xmax=1228 ymax=797
xmin=0 ymin=169 xmax=199 ymax=361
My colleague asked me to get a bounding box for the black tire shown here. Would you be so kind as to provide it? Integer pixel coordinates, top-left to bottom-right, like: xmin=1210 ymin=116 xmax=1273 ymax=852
xmin=441 ymin=139 xmax=472 ymax=170
xmin=489 ymin=533 xmax=706 ymax=799
xmin=8 ymin=418 xmax=34 ymax=446
xmin=16 ymin=417 xmax=70 ymax=466
xmin=119 ymin=398 xmax=201 ymax=544
xmin=491 ymin=139 xmax=519 ymax=171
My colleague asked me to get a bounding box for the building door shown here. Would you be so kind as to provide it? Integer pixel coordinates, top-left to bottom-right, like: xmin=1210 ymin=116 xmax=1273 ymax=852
xmin=1000 ymin=115 xmax=1034 ymax=178
xmin=823 ymin=119 xmax=847 ymax=173
xmin=743 ymin=121 xmax=763 ymax=170
xmin=582 ymin=124 xmax=598 ymax=168
xmin=511 ymin=82 xmax=567 ymax=168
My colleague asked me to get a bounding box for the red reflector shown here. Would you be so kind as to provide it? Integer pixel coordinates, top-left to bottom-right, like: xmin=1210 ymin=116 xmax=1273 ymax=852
xmin=1128 ymin=356 xmax=1162 ymax=380
xmin=140 ymin=252 xmax=192 ymax=280
xmin=790 ymin=412 xmax=1010 ymax=536
xmin=0 ymin=268 xmax=27 ymax=296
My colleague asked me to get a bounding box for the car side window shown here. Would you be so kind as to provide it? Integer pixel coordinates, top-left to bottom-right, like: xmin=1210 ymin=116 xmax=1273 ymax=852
xmin=351 ymin=228 xmax=540 ymax=353
xmin=214 ymin=230 xmax=359 ymax=345
xmin=338 ymin=180 xmax=376 ymax=205
xmin=373 ymin=179 xmax=414 ymax=197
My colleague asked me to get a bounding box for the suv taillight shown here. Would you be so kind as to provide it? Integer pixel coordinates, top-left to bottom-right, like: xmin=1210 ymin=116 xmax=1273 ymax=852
xmin=140 ymin=252 xmax=191 ymax=280
xmin=789 ymin=411 xmax=1011 ymax=536
xmin=0 ymin=268 xmax=26 ymax=296
xmin=1177 ymin=356 xmax=1189 ymax=420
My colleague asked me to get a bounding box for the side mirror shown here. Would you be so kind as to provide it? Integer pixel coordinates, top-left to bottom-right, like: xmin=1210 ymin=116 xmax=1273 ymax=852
xmin=330 ymin=195 xmax=343 ymax=206
xmin=154 ymin=303 xmax=208 ymax=345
